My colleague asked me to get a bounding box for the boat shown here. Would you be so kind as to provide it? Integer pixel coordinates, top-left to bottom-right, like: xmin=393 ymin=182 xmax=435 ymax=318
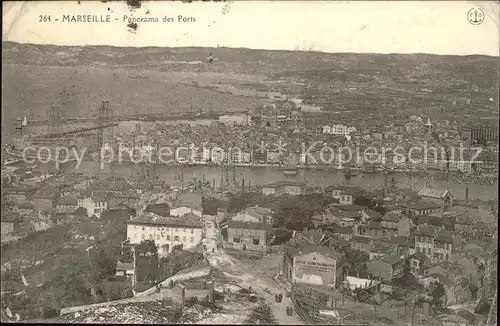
xmin=282 ymin=163 xmax=298 ymax=175
xmin=362 ymin=167 xmax=378 ymax=173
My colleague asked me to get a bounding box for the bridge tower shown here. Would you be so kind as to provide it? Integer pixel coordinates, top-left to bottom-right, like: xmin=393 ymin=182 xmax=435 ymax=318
xmin=486 ymin=289 xmax=497 ymax=325
xmin=13 ymin=119 xmax=23 ymax=137
xmin=97 ymin=101 xmax=113 ymax=152
xmin=48 ymin=105 xmax=64 ymax=135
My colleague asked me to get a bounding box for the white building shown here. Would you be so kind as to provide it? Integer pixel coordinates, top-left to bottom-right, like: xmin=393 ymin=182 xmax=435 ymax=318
xmin=126 ymin=212 xmax=203 ymax=256
xmin=322 ymin=124 xmax=357 ymax=136
xmin=345 ymin=276 xmax=381 ymax=291
xmin=77 ymin=195 xmax=108 ymax=219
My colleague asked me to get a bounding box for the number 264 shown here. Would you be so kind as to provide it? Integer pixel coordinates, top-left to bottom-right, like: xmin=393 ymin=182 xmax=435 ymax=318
xmin=39 ymin=15 xmax=51 ymax=22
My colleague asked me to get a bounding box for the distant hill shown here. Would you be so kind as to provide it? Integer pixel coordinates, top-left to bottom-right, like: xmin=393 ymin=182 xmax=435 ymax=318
xmin=2 ymin=41 xmax=498 ymax=140
xmin=2 ymin=41 xmax=498 ymax=76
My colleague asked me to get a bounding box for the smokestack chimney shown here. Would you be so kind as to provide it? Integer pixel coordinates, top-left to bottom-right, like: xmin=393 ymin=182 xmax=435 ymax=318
xmin=242 ymin=179 xmax=245 ymax=193
xmin=465 ymin=184 xmax=469 ymax=201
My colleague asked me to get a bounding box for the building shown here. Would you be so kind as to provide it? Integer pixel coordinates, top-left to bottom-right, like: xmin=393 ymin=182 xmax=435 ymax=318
xmin=345 ymin=276 xmax=381 ymax=292
xmin=126 ymin=212 xmax=203 ymax=256
xmin=13 ymin=202 xmax=35 ymax=216
xmin=1 ymin=212 xmax=22 ymax=235
xmin=408 ymin=252 xmax=430 ymax=273
xmin=380 ymin=213 xmax=399 ymax=239
xmin=262 ymin=181 xmax=306 ymax=196
xmin=356 ymin=221 xmax=382 ymax=239
xmin=282 ymin=242 xmax=344 ymax=288
xmin=365 ymin=255 xmax=404 ymax=282
xmin=77 ymin=194 xmax=108 ymax=219
xmin=322 ymin=124 xmax=356 ymax=136
xmin=417 ymin=187 xmax=453 ymax=211
xmin=415 ymin=225 xmax=453 ymax=263
xmin=32 ymin=194 xmax=55 ymax=211
xmin=405 ymin=202 xmax=442 ymax=217
xmin=369 ymin=240 xmax=393 ymax=259
xmin=55 ymin=198 xmax=78 ymax=211
xmin=170 ymin=206 xmax=203 ymax=218
xmin=258 ymin=103 xmax=294 ymax=127
xmin=351 ymin=236 xmax=373 ymax=253
xmin=4 ymin=187 xmax=38 ymax=203
xmin=115 ymin=262 xmax=134 ymax=278
xmin=337 ymin=187 xmax=364 ymax=205
xmin=391 ymin=235 xmax=415 ymax=258
xmin=232 ymin=205 xmax=273 ymax=225
xmin=333 ymin=227 xmax=353 ymax=242
xmin=225 ymin=221 xmax=271 ymax=253
xmin=466 ymin=126 xmax=499 ymax=144
xmin=361 ymin=209 xmax=382 ymax=224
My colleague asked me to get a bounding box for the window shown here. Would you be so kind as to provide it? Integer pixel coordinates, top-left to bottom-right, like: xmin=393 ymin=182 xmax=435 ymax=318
xmin=190 ymin=237 xmax=194 ymax=242
xmin=167 ymin=235 xmax=170 ymax=240
xmin=253 ymin=238 xmax=260 ymax=245
xmin=422 ymin=248 xmax=426 ymax=254
xmin=191 ymin=229 xmax=194 ymax=234
xmin=174 ymin=236 xmax=179 ymax=241
xmin=416 ymin=247 xmax=420 ymax=253
xmin=142 ymin=226 xmax=145 ymax=231
xmin=233 ymin=236 xmax=241 ymax=243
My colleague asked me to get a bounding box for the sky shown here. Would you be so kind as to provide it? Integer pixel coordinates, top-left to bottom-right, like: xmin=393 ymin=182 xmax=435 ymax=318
xmin=2 ymin=1 xmax=500 ymax=56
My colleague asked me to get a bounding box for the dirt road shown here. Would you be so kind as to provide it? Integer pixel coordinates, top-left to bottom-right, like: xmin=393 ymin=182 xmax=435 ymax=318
xmin=203 ymin=218 xmax=304 ymax=325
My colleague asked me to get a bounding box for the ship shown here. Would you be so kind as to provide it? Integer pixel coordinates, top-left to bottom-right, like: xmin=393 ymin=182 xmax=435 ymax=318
xmin=282 ymin=163 xmax=298 ymax=175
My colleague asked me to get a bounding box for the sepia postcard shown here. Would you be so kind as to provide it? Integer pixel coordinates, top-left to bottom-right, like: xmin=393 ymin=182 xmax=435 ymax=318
xmin=1 ymin=0 xmax=499 ymax=324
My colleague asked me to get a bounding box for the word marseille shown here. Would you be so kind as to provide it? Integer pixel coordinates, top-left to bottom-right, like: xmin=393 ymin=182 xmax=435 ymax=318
xmin=62 ymin=15 xmax=112 ymax=23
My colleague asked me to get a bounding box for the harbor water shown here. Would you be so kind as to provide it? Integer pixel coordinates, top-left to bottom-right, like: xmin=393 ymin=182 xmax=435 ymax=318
xmin=61 ymin=161 xmax=498 ymax=201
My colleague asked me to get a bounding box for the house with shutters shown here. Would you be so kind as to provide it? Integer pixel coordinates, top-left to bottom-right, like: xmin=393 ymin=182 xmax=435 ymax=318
xmin=415 ymin=224 xmax=454 ymax=263
xmin=225 ymin=221 xmax=272 ymax=253
xmin=366 ymin=255 xmax=404 ymax=282
xmin=126 ymin=212 xmax=203 ymax=256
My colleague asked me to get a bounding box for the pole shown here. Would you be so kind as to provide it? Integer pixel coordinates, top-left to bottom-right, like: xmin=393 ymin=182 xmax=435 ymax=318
xmin=342 ymin=281 xmax=345 ymax=305
xmin=405 ymin=290 xmax=408 ymax=315
xmin=410 ymin=298 xmax=416 ymax=326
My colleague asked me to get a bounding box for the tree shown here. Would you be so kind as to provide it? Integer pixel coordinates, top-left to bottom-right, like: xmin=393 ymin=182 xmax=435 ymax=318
xmin=74 ymin=207 xmax=88 ymax=218
xmin=428 ymin=281 xmax=445 ymax=309
xmin=136 ymin=240 xmax=158 ymax=255
xmin=343 ymin=248 xmax=369 ymax=277
xmin=202 ymin=196 xmax=224 ymax=215
xmin=91 ymin=247 xmax=117 ymax=280
xmin=135 ymin=240 xmax=159 ymax=284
